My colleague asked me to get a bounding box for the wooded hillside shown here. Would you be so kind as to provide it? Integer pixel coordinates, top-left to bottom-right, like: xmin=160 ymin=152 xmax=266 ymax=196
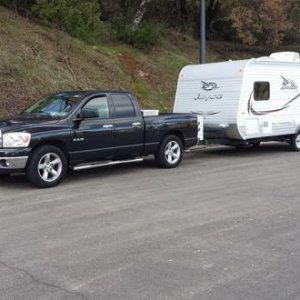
xmin=1 ymin=0 xmax=299 ymax=47
xmin=0 ymin=1 xmax=300 ymax=117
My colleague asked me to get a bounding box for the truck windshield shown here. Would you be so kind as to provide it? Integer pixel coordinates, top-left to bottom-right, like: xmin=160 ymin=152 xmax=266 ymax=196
xmin=21 ymin=92 xmax=85 ymax=119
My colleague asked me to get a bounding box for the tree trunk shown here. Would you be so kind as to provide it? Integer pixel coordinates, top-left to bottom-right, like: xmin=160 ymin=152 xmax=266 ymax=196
xmin=133 ymin=0 xmax=152 ymax=28
xmin=207 ymin=0 xmax=221 ymax=28
xmin=179 ymin=0 xmax=188 ymax=23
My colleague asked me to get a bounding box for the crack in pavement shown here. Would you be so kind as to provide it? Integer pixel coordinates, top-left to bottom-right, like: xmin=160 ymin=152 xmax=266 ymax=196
xmin=0 ymin=260 xmax=88 ymax=300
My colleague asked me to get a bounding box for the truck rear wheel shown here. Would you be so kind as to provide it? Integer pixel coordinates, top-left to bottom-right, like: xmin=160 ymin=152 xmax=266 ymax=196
xmin=155 ymin=135 xmax=183 ymax=168
xmin=290 ymin=132 xmax=300 ymax=151
xmin=26 ymin=145 xmax=67 ymax=188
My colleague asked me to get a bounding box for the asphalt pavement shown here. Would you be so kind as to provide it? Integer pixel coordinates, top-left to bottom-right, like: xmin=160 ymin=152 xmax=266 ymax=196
xmin=0 ymin=143 xmax=300 ymax=300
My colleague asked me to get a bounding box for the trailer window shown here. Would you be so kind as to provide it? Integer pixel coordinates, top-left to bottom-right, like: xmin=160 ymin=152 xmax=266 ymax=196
xmin=254 ymin=82 xmax=270 ymax=101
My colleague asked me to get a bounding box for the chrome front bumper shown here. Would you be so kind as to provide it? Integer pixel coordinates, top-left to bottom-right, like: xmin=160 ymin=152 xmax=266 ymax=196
xmin=0 ymin=156 xmax=28 ymax=170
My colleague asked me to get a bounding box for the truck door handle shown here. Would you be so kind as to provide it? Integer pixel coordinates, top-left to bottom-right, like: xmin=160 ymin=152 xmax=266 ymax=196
xmin=132 ymin=122 xmax=142 ymax=127
xmin=103 ymin=124 xmax=113 ymax=128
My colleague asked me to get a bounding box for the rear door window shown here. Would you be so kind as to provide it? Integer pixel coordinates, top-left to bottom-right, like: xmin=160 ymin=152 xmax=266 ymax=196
xmin=111 ymin=94 xmax=136 ymax=118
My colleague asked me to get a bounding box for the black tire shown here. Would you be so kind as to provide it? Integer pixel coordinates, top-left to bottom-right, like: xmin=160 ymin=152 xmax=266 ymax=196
xmin=26 ymin=145 xmax=67 ymax=188
xmin=155 ymin=135 xmax=183 ymax=168
xmin=290 ymin=132 xmax=300 ymax=152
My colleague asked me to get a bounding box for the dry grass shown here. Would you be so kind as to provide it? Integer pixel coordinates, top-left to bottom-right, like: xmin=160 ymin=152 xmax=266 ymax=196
xmin=0 ymin=7 xmax=128 ymax=117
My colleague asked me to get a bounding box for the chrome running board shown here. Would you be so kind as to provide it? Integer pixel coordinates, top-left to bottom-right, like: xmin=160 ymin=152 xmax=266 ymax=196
xmin=72 ymin=158 xmax=144 ymax=171
xmin=184 ymin=149 xmax=191 ymax=153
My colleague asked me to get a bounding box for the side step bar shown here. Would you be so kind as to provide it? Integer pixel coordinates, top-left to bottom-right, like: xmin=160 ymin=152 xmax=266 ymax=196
xmin=72 ymin=158 xmax=144 ymax=171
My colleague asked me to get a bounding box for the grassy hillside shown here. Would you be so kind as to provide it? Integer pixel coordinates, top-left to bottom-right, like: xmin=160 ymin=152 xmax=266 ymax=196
xmin=0 ymin=6 xmax=296 ymax=118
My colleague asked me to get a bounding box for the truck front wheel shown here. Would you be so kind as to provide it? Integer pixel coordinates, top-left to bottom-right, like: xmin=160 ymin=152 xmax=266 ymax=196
xmin=155 ymin=135 xmax=183 ymax=168
xmin=26 ymin=145 xmax=67 ymax=188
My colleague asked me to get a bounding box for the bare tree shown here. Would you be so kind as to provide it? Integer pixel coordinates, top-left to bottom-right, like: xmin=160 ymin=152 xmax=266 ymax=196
xmin=207 ymin=0 xmax=221 ymax=29
xmin=133 ymin=0 xmax=152 ymax=27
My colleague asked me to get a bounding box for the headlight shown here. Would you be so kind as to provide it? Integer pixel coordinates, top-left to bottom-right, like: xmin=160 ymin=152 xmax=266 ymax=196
xmin=3 ymin=132 xmax=31 ymax=148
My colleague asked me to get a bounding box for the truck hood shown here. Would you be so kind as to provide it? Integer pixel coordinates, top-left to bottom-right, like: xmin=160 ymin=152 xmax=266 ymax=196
xmin=0 ymin=116 xmax=63 ymax=134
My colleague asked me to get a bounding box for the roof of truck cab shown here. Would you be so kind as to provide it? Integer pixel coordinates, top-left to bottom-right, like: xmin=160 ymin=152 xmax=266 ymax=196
xmin=52 ymin=90 xmax=133 ymax=96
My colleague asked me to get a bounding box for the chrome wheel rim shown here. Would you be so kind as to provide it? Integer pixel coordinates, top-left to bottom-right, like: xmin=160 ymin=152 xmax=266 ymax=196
xmin=38 ymin=153 xmax=63 ymax=182
xmin=296 ymin=134 xmax=300 ymax=149
xmin=165 ymin=141 xmax=181 ymax=164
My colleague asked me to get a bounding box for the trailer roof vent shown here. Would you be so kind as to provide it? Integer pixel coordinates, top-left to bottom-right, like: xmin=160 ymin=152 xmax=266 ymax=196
xmin=270 ymin=52 xmax=300 ymax=62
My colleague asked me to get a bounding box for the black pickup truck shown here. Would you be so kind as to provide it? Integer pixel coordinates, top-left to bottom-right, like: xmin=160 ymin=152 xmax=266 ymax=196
xmin=0 ymin=91 xmax=199 ymax=188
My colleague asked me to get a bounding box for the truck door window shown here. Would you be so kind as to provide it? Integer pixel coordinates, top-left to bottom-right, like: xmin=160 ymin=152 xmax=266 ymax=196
xmin=84 ymin=97 xmax=110 ymax=119
xmin=111 ymin=94 xmax=136 ymax=118
xmin=254 ymin=82 xmax=270 ymax=101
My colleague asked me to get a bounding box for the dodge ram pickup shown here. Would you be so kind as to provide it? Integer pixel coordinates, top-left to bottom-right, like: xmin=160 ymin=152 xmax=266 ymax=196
xmin=0 ymin=91 xmax=199 ymax=188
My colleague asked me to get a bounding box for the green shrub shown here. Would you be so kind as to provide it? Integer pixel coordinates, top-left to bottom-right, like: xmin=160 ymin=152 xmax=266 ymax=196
xmin=31 ymin=0 xmax=101 ymax=42
xmin=115 ymin=21 xmax=165 ymax=50
xmin=129 ymin=23 xmax=164 ymax=50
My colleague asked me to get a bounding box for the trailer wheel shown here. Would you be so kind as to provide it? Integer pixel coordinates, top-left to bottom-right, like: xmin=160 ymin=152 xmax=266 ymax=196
xmin=290 ymin=132 xmax=300 ymax=152
xmin=155 ymin=135 xmax=183 ymax=168
xmin=26 ymin=145 xmax=67 ymax=188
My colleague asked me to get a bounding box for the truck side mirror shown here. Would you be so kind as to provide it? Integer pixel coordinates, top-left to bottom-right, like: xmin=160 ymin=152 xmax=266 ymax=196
xmin=80 ymin=108 xmax=99 ymax=119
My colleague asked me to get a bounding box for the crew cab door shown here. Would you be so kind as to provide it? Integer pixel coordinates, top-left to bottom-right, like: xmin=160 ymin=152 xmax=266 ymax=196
xmin=70 ymin=95 xmax=115 ymax=162
xmin=110 ymin=93 xmax=144 ymax=157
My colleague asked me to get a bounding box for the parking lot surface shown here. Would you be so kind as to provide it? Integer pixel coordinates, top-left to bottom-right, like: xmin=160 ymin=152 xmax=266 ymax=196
xmin=0 ymin=143 xmax=300 ymax=300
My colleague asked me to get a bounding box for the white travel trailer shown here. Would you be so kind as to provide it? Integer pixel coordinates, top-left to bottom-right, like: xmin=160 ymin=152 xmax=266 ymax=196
xmin=173 ymin=52 xmax=300 ymax=150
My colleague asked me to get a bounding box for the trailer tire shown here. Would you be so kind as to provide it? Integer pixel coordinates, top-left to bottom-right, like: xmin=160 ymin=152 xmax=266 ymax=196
xmin=155 ymin=135 xmax=183 ymax=168
xmin=290 ymin=132 xmax=300 ymax=152
xmin=26 ymin=145 xmax=67 ymax=188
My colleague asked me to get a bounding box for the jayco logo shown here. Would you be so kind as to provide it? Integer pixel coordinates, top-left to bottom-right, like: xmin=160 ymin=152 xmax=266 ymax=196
xmin=201 ymin=81 xmax=219 ymax=91
xmin=193 ymin=80 xmax=223 ymax=101
xmin=281 ymin=76 xmax=298 ymax=90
